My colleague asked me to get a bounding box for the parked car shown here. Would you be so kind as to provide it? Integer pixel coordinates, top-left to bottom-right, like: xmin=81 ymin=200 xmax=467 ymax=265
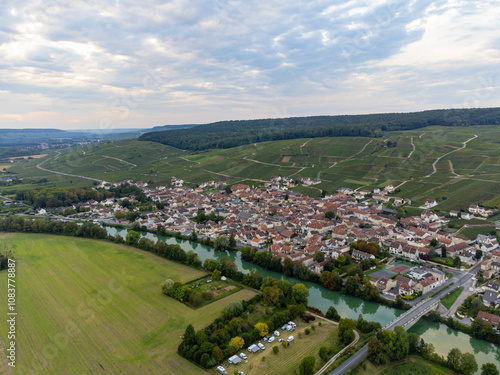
xmin=240 ymin=353 xmax=247 ymax=360
xmin=268 ymin=336 xmax=275 ymax=343
xmin=238 ymin=372 xmax=244 ymax=375
xmin=274 ymin=330 xmax=280 ymax=336
xmin=287 ymin=336 xmax=294 ymax=342
xmin=279 ymin=338 xmax=284 ymax=343
xmin=258 ymin=343 xmax=266 ymax=350
xmin=281 ymin=325 xmax=287 ymax=330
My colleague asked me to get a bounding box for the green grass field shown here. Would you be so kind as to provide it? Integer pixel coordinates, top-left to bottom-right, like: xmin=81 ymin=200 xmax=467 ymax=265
xmin=440 ymin=287 xmax=464 ymax=310
xmin=352 ymin=356 xmax=452 ymax=375
xmin=0 ymin=233 xmax=257 ymax=375
xmin=459 ymin=226 xmax=496 ymax=240
xmin=4 ymin=125 xmax=500 ymax=212
xmin=220 ymin=319 xmax=338 ymax=375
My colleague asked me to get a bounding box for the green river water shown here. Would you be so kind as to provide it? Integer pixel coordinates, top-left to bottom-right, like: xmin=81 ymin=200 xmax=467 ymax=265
xmin=106 ymin=226 xmax=500 ymax=371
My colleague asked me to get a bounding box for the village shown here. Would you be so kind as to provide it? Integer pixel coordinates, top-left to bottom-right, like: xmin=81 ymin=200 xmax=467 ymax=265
xmin=36 ymin=175 xmax=495 ymax=315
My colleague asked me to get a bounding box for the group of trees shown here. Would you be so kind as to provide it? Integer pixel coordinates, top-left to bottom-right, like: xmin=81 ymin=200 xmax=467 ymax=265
xmin=192 ymin=209 xmax=223 ymax=225
xmin=139 ymin=108 xmax=500 ymax=151
xmin=460 ymin=294 xmax=500 ymax=321
xmin=213 ymin=234 xmax=236 ymax=251
xmin=240 ymin=247 xmax=319 ymax=283
xmin=0 ymin=244 xmax=15 ymax=270
xmin=178 ymin=282 xmax=310 ymax=370
xmin=14 ymin=184 xmax=147 ymax=208
xmin=368 ymin=327 xmax=495 ymax=375
xmin=350 ymin=240 xmax=387 ymax=258
xmin=0 ymin=215 xmax=108 ymax=239
xmin=427 ymin=310 xmax=500 ymax=346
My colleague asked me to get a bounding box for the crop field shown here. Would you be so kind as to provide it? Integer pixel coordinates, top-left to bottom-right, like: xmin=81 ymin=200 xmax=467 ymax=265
xmin=0 ymin=233 xmax=256 ymax=375
xmin=4 ymin=125 xmax=500 ymax=211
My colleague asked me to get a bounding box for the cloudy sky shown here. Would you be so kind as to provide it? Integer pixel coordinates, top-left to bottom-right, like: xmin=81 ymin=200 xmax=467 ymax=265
xmin=0 ymin=0 xmax=499 ymax=130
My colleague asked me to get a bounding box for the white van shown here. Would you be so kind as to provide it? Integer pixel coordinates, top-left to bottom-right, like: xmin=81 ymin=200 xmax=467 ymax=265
xmin=216 ymin=365 xmax=227 ymax=375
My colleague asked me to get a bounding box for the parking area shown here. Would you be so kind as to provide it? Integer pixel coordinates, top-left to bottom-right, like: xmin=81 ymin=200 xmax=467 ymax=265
xmin=211 ymin=319 xmax=338 ymax=375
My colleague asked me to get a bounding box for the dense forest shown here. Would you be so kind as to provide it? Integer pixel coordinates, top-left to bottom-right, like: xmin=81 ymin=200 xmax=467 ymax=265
xmin=139 ymin=107 xmax=500 ymax=151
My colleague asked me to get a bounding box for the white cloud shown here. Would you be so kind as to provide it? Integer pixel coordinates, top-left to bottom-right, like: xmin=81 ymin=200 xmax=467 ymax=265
xmin=0 ymin=0 xmax=498 ymax=129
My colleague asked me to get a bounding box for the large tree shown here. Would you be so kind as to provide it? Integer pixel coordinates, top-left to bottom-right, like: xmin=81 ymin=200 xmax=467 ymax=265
xmin=254 ymin=322 xmax=269 ymax=337
xmin=447 ymin=348 xmax=462 ymax=372
xmin=299 ymin=355 xmax=316 ymax=375
xmin=229 ymin=336 xmax=245 ymax=351
xmin=460 ymin=352 xmax=478 ymax=375
xmin=482 ymin=363 xmax=500 ymax=375
xmin=338 ymin=318 xmax=356 ymax=345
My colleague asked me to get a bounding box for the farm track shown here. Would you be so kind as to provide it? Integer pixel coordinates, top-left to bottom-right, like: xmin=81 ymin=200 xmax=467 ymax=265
xmin=407 ymin=137 xmax=416 ymax=159
xmin=101 ymin=155 xmax=137 ymax=168
xmin=327 ymin=139 xmax=373 ymax=169
xmin=426 ymin=135 xmax=478 ymax=177
xmin=36 ymin=151 xmax=102 ymax=182
xmin=243 ymin=154 xmax=301 ymax=168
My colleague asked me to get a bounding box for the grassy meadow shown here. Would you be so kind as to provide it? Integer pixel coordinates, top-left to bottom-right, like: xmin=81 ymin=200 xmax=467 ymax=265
xmin=0 ymin=233 xmax=256 ymax=375
xmin=4 ymin=125 xmax=500 ymax=212
xmin=351 ymin=356 xmax=452 ymax=375
xmin=214 ymin=319 xmax=339 ymax=375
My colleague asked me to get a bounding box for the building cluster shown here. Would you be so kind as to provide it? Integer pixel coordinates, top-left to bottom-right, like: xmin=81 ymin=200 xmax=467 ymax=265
xmin=69 ymin=178 xmax=500 ymax=284
xmin=371 ymin=267 xmax=446 ymax=299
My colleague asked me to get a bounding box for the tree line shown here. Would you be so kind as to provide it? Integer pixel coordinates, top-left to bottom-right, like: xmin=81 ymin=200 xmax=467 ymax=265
xmin=139 ymin=108 xmax=500 ymax=151
xmin=178 ymin=277 xmax=310 ymax=369
xmin=14 ymin=184 xmax=147 ymax=208
xmin=368 ymin=327 xmax=499 ymax=375
xmin=426 ymin=310 xmax=500 ymax=346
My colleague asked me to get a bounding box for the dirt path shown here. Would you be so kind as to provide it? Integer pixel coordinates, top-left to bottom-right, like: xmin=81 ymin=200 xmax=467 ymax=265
xmin=36 ymin=151 xmax=102 ymax=182
xmin=448 ymin=160 xmax=459 ymax=176
xmin=353 ymin=139 xmax=373 ymax=157
xmin=407 ymin=137 xmax=416 ymax=159
xmin=425 ymin=134 xmax=478 ymax=177
xmin=327 ymin=139 xmax=373 ymax=169
xmin=180 ymin=156 xmax=200 ymax=164
xmin=101 ymin=155 xmax=137 ymax=168
xmin=201 ymin=169 xmax=232 ymax=178
xmin=243 ymin=154 xmax=302 ymax=168
xmin=287 ymin=167 xmax=306 ymax=177
xmin=300 ymin=139 xmax=312 ymax=153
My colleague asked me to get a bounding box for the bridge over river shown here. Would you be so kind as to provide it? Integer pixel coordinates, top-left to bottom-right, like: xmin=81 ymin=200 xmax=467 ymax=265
xmin=328 ymin=263 xmax=480 ymax=375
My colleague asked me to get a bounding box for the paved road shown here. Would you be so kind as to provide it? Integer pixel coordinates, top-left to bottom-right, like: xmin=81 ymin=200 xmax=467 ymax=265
xmin=328 ymin=345 xmax=368 ymax=375
xmin=330 ymin=262 xmax=480 ymax=374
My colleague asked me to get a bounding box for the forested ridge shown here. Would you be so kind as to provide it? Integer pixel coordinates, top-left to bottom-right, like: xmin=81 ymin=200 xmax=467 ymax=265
xmin=139 ymin=107 xmax=500 ymax=150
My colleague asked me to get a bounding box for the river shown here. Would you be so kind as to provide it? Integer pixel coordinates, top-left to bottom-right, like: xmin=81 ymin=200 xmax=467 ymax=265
xmin=409 ymin=320 xmax=500 ymax=371
xmin=106 ymin=226 xmax=500 ymax=371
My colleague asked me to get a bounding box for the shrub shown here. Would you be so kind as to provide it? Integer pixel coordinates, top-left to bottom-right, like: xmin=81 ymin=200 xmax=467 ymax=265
xmin=273 ymin=346 xmax=279 ymax=355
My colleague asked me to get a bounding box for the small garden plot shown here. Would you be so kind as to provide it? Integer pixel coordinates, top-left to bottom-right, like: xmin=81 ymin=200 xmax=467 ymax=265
xmin=177 ymin=275 xmax=242 ymax=308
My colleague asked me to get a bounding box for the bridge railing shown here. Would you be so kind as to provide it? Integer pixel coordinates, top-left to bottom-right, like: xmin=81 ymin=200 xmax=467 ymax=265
xmin=383 ymin=299 xmax=438 ymax=330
